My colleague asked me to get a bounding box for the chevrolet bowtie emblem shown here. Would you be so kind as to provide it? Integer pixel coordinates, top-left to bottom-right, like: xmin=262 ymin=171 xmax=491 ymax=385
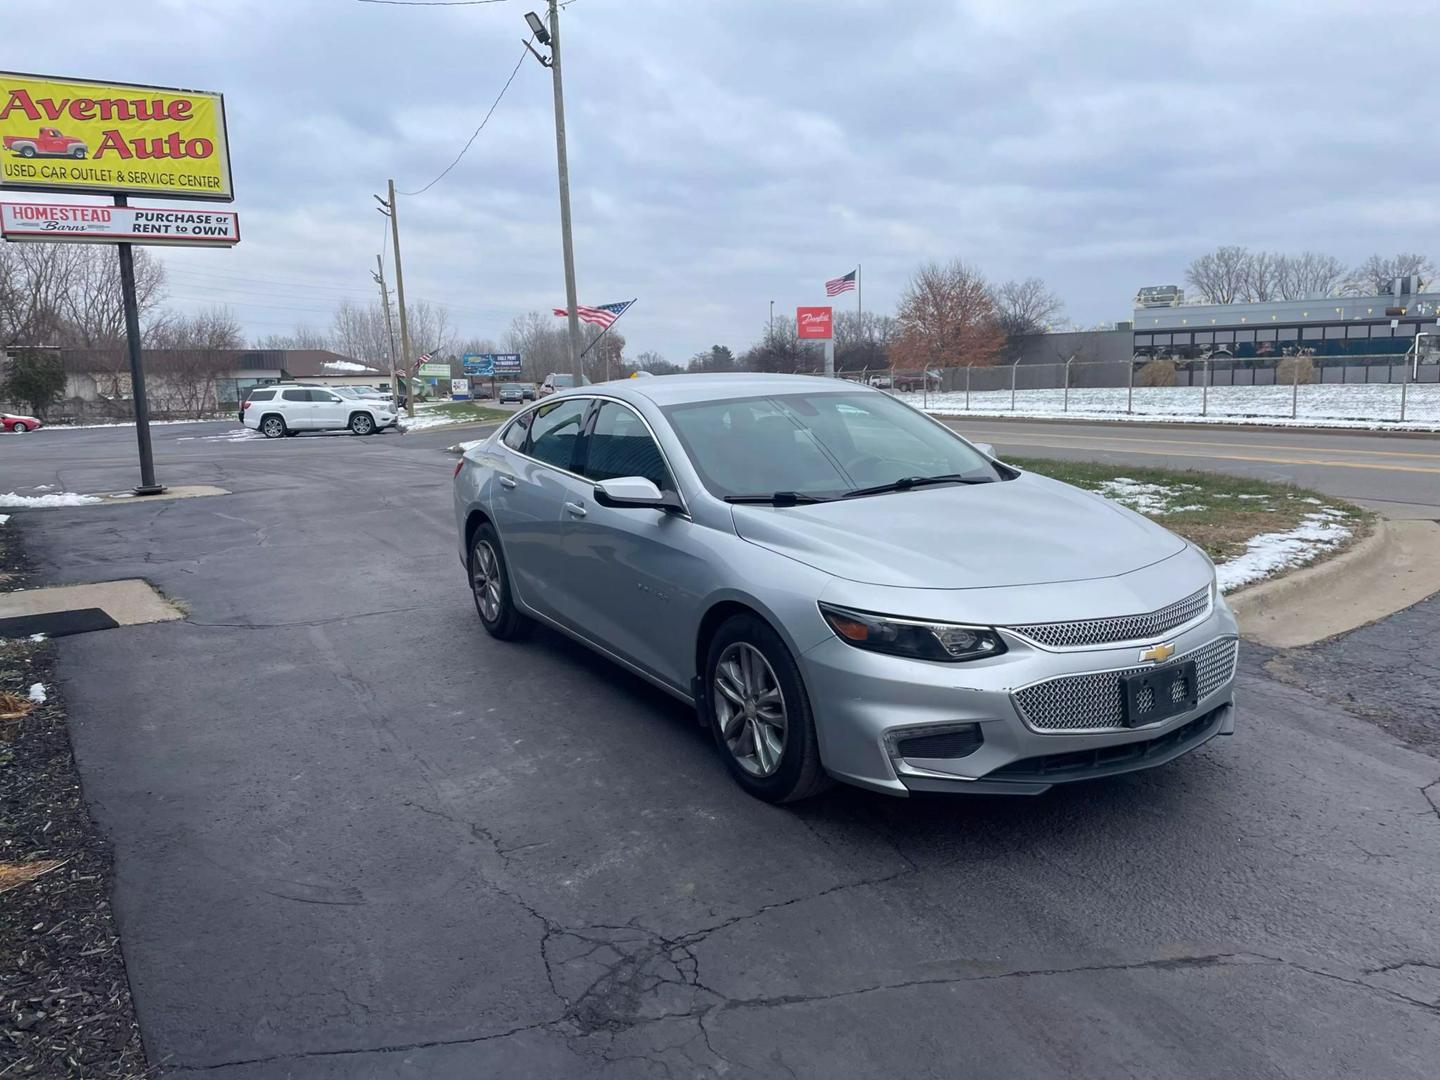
xmin=1139 ymin=642 xmax=1176 ymax=664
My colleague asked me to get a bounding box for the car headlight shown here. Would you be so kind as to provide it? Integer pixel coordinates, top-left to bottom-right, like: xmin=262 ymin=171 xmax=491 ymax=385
xmin=1190 ymin=543 xmax=1220 ymax=604
xmin=819 ymin=603 xmax=1007 ymax=662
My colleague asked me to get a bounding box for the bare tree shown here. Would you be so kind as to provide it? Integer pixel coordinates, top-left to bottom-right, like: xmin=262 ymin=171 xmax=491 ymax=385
xmin=329 ymin=301 xmax=394 ymax=367
xmin=504 ymin=311 xmax=571 ymax=381
xmin=254 ymin=325 xmax=330 ymax=351
xmin=1185 ymin=245 xmax=1251 ymax=304
xmin=892 ymin=259 xmax=1004 ymax=370
xmin=833 ymin=310 xmax=896 ymax=371
xmin=994 ymin=278 xmax=1066 ymax=337
xmin=1244 ymin=251 xmax=1281 ymax=302
xmin=146 ymin=305 xmax=243 ymax=350
xmin=405 ymin=299 xmax=453 ymax=363
xmin=1346 ymin=253 xmax=1436 ymax=295
xmin=1275 ymin=251 xmax=1346 ymax=299
xmin=634 ymin=350 xmax=680 ymax=374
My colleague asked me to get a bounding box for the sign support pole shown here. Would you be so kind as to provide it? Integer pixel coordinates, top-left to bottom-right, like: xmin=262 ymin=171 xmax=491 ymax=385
xmin=114 ymin=195 xmax=162 ymax=495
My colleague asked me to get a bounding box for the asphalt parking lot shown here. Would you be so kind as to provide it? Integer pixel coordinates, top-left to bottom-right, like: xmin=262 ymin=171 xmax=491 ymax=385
xmin=5 ymin=420 xmax=1440 ymax=1078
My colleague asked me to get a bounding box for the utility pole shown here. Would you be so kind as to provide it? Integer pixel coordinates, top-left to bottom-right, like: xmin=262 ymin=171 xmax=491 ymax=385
xmin=373 ymin=253 xmax=398 ymax=394
xmin=377 ymin=180 xmax=415 ymax=418
xmin=530 ymin=1 xmax=583 ymax=382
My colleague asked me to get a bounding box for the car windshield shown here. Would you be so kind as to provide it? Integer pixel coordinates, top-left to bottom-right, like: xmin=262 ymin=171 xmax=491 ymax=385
xmin=501 ymin=384 xmax=521 ymax=392
xmin=663 ymin=390 xmax=1003 ymax=501
xmin=551 ymin=375 xmax=576 ymax=388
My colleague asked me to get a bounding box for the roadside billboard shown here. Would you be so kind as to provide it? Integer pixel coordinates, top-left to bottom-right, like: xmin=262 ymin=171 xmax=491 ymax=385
xmin=418 ymin=362 xmax=450 ymax=378
xmin=463 ymin=353 xmax=522 ymax=375
xmin=0 ymin=71 xmax=233 ymax=201
xmin=1 ymin=201 xmax=238 ymax=245
xmin=797 ymin=306 xmax=833 ymax=339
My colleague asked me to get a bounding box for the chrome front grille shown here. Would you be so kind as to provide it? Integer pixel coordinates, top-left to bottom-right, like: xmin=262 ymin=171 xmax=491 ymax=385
xmin=1009 ymin=586 xmax=1211 ymax=649
xmin=1012 ymin=637 xmax=1238 ymax=733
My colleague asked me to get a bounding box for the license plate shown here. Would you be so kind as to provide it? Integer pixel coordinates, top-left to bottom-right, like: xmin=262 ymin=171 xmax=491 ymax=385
xmin=1120 ymin=661 xmax=1198 ymax=727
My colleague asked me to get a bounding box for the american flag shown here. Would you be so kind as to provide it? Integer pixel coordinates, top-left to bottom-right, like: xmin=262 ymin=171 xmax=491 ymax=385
xmin=410 ymin=349 xmax=434 ymax=373
xmin=825 ymin=269 xmax=858 ymax=297
xmin=553 ymin=299 xmax=634 ymax=329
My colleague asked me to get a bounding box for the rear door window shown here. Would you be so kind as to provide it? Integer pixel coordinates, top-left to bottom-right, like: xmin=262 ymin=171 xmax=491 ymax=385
xmin=525 ymin=398 xmax=589 ymax=471
xmin=281 ymin=389 xmax=308 ymax=402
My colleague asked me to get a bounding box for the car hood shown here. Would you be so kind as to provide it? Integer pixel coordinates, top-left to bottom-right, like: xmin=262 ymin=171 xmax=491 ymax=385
xmin=729 ymin=472 xmax=1187 ymax=589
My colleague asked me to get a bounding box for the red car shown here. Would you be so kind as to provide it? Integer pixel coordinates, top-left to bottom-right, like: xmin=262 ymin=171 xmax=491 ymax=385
xmin=3 ymin=127 xmax=88 ymax=159
xmin=2 ymin=413 xmax=42 ymax=433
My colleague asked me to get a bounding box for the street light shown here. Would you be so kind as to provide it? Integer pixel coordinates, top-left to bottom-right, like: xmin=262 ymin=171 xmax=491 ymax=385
xmin=524 ymin=10 xmax=550 ymax=45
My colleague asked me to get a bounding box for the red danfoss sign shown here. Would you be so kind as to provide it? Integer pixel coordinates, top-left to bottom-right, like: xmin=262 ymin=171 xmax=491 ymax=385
xmin=797 ymin=306 xmax=832 ymax=339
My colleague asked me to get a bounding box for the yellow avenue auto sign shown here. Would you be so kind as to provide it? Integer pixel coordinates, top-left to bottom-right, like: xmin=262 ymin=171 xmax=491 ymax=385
xmin=0 ymin=71 xmax=232 ymax=201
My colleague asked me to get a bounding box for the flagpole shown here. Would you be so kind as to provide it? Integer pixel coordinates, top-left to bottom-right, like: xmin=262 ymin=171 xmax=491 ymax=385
xmin=857 ymin=262 xmax=863 ymax=345
xmin=576 ymin=298 xmax=638 ymax=370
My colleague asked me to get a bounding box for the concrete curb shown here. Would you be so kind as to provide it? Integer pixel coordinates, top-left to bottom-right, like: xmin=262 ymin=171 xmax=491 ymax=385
xmin=1229 ymin=517 xmax=1440 ymax=648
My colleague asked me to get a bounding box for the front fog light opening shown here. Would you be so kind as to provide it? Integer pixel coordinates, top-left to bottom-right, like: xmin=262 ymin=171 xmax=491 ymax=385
xmin=886 ymin=722 xmax=985 ymax=763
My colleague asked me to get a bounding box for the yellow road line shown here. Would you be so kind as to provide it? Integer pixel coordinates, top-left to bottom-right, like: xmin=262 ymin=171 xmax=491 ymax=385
xmin=947 ymin=425 xmax=1440 ymax=461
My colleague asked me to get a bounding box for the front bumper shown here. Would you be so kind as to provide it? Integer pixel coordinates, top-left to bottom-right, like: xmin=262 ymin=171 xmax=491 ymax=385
xmin=799 ymin=600 xmax=1239 ymax=796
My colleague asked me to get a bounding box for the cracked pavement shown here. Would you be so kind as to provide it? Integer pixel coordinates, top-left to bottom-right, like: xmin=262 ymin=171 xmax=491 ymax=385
xmin=6 ymin=421 xmax=1440 ymax=1078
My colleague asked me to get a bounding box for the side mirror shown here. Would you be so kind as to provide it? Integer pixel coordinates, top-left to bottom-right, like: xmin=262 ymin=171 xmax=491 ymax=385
xmin=973 ymin=442 xmax=996 ymax=458
xmin=593 ymin=476 xmax=682 ymax=512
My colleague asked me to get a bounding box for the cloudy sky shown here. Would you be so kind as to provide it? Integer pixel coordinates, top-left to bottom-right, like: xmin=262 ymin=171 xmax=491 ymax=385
xmin=6 ymin=0 xmax=1429 ymax=362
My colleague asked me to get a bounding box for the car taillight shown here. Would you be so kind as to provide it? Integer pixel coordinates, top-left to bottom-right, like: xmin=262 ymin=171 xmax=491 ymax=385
xmin=454 ymin=459 xmax=465 ymax=478
xmin=241 ymin=400 xmax=251 ymax=411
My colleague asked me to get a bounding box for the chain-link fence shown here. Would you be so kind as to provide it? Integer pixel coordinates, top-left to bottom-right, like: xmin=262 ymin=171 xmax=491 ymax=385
xmin=865 ymin=354 xmax=1440 ymax=425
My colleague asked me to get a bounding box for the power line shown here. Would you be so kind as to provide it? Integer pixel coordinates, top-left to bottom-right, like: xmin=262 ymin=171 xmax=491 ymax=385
xmin=400 ymin=39 xmax=531 ymax=196
xmin=356 ymin=1 xmax=511 ymax=7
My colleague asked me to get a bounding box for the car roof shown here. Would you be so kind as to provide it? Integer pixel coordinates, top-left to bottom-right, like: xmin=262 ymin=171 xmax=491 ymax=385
xmin=556 ymin=372 xmax=869 ymax=408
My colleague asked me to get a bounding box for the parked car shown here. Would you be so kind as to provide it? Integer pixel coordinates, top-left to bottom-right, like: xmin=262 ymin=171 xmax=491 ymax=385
xmin=498 ymin=383 xmax=526 ymax=404
xmin=539 ymin=373 xmax=588 ymax=397
xmin=521 ymin=383 xmax=537 ymax=400
xmin=241 ymin=385 xmax=397 ymax=437
xmin=4 ymin=127 xmax=87 ymax=159
xmin=2 ymin=412 xmax=42 ymax=433
xmin=453 ymin=374 xmax=1236 ymax=803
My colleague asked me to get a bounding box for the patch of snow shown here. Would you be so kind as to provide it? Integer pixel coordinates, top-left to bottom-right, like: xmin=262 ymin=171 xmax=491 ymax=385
xmin=34 ymin=484 xmax=54 ymax=491
xmin=1091 ymin=478 xmax=1206 ymax=516
xmin=0 ymin=491 xmax=103 ymax=508
xmin=1216 ymin=509 xmax=1353 ymax=593
xmin=29 ymin=633 xmax=46 ymax=642
xmin=0 ymin=514 xmax=8 ymax=525
xmin=322 ymin=360 xmax=374 ymax=373
xmin=175 ymin=428 xmax=263 ymax=443
xmin=39 ymin=418 xmax=224 ymax=430
xmin=27 ymin=683 xmax=46 ymax=703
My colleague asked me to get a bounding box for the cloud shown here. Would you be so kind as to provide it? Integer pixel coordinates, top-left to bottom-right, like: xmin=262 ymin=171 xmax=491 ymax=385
xmin=5 ymin=0 xmax=1429 ymax=359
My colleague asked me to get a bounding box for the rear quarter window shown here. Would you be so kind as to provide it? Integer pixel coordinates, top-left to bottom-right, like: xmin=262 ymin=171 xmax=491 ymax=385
xmin=248 ymin=389 xmax=275 ymax=401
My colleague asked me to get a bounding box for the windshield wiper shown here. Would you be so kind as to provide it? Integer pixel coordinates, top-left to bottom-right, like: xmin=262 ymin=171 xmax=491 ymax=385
xmin=843 ymin=474 xmax=994 ymax=499
xmin=724 ymin=491 xmax=832 ymax=507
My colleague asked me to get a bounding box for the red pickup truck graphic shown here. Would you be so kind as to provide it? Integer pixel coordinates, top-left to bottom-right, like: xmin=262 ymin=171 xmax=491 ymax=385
xmin=4 ymin=127 xmax=88 ymax=160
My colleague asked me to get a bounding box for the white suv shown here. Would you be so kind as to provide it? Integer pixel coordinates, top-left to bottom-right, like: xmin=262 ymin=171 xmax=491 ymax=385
xmin=241 ymin=385 xmax=397 ymax=438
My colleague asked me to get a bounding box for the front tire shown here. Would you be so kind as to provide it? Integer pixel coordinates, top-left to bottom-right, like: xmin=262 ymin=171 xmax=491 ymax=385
xmin=469 ymin=523 xmax=531 ymax=640
xmin=260 ymin=415 xmax=286 ymax=439
xmin=70 ymin=148 xmax=86 ymax=159
xmin=12 ymin=422 xmax=29 ymax=433
xmin=349 ymin=412 xmax=375 ymax=436
xmin=704 ymin=614 xmax=830 ymax=803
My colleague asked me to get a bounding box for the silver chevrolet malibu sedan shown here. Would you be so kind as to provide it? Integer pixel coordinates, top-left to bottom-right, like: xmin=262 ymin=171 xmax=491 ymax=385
xmin=453 ymin=373 xmax=1238 ymax=803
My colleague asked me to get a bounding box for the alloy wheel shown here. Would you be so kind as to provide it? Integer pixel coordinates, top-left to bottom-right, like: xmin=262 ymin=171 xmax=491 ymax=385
xmin=471 ymin=540 xmax=502 ymax=623
xmin=713 ymin=642 xmax=788 ymax=777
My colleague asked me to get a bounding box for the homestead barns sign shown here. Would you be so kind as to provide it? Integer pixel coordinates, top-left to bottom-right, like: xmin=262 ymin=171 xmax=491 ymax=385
xmin=0 ymin=72 xmax=232 ymax=200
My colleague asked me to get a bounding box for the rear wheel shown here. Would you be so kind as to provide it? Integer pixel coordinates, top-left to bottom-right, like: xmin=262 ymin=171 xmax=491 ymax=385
xmin=11 ymin=422 xmax=29 ymax=433
xmin=469 ymin=523 xmax=531 ymax=640
xmin=704 ymin=614 xmax=831 ymax=803
xmin=260 ymin=414 xmax=286 ymax=439
xmin=349 ymin=412 xmax=375 ymax=436
xmin=18 ymin=146 xmax=35 ymax=158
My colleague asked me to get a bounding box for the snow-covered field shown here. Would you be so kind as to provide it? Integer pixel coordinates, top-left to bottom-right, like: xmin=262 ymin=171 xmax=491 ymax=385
xmin=899 ymin=382 xmax=1440 ymax=431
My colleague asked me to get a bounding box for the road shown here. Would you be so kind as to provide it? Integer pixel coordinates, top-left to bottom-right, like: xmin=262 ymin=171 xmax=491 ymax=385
xmin=3 ymin=421 xmax=1439 ymax=1078
xmin=940 ymin=418 xmax=1440 ymax=520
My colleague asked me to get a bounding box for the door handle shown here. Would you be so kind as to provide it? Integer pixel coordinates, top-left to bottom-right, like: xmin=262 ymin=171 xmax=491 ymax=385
xmin=564 ymin=501 xmax=587 ymax=518
xmin=498 ymin=475 xmax=517 ymax=489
